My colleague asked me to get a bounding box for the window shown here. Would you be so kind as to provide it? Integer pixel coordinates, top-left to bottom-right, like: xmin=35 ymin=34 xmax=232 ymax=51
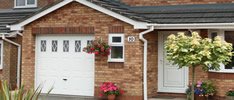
xmin=209 ymin=30 xmax=234 ymax=73
xmin=41 ymin=40 xmax=46 ymax=52
xmin=15 ymin=0 xmax=36 ymax=8
xmin=63 ymin=40 xmax=69 ymax=52
xmin=75 ymin=40 xmax=81 ymax=52
xmin=108 ymin=34 xmax=124 ymax=62
xmin=52 ymin=40 xmax=58 ymax=52
xmin=87 ymin=40 xmax=93 ymax=46
xmin=0 ymin=41 xmax=3 ymax=69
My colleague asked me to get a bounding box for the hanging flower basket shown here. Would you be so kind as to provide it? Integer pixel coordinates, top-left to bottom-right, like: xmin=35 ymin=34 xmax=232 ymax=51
xmin=83 ymin=38 xmax=111 ymax=56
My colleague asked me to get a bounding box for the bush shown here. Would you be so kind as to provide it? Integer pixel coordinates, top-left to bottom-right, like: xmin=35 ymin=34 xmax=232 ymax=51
xmin=227 ymin=90 xmax=234 ymax=96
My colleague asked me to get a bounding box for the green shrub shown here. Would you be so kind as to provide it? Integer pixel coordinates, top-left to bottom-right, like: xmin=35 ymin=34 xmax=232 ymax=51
xmin=227 ymin=90 xmax=234 ymax=96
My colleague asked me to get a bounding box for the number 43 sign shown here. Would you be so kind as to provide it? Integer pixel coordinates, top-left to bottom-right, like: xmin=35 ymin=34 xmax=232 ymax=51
xmin=128 ymin=36 xmax=136 ymax=42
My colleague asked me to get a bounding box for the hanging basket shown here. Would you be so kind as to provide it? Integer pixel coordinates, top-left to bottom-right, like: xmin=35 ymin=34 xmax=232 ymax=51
xmin=83 ymin=38 xmax=111 ymax=56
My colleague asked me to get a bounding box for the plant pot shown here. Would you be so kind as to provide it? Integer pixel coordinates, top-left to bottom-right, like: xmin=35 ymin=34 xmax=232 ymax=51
xmin=226 ymin=96 xmax=234 ymax=100
xmin=195 ymin=95 xmax=206 ymax=100
xmin=195 ymin=95 xmax=213 ymax=100
xmin=107 ymin=95 xmax=116 ymax=100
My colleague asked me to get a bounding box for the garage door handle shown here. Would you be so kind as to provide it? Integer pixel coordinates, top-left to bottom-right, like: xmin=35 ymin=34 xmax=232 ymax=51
xmin=63 ymin=79 xmax=67 ymax=81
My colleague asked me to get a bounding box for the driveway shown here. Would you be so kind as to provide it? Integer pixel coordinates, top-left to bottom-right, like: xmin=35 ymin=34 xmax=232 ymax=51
xmin=39 ymin=94 xmax=186 ymax=100
xmin=39 ymin=94 xmax=98 ymax=100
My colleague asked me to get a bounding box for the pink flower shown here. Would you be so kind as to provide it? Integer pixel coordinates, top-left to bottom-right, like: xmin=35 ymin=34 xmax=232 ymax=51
xmin=99 ymin=93 xmax=103 ymax=97
xmin=197 ymin=81 xmax=202 ymax=85
xmin=197 ymin=85 xmax=201 ymax=88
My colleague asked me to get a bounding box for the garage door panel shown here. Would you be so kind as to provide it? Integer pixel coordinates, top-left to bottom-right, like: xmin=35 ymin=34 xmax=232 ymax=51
xmin=36 ymin=34 xmax=94 ymax=96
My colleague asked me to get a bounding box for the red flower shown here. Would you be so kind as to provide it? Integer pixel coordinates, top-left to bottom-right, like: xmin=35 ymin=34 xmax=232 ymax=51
xmin=94 ymin=51 xmax=99 ymax=55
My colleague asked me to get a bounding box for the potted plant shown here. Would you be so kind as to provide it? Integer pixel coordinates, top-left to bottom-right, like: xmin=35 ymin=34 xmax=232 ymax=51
xmin=165 ymin=32 xmax=233 ymax=100
xmin=226 ymin=89 xmax=234 ymax=100
xmin=83 ymin=38 xmax=111 ymax=56
xmin=99 ymin=82 xmax=124 ymax=100
xmin=194 ymin=80 xmax=215 ymax=100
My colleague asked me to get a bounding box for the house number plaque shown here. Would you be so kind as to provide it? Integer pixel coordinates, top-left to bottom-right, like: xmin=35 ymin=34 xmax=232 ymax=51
xmin=128 ymin=36 xmax=136 ymax=42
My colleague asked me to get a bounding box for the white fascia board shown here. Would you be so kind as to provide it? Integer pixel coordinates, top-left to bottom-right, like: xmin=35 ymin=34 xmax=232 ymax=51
xmin=148 ymin=23 xmax=234 ymax=29
xmin=76 ymin=0 xmax=147 ymax=29
xmin=9 ymin=0 xmax=147 ymax=31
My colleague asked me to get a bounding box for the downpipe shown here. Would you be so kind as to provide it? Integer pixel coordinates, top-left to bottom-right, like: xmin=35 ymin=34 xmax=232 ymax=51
xmin=139 ymin=26 xmax=154 ymax=100
xmin=2 ymin=32 xmax=22 ymax=88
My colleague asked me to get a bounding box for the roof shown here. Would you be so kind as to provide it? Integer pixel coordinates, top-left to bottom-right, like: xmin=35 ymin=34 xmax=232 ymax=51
xmin=0 ymin=8 xmax=39 ymax=33
xmin=90 ymin=0 xmax=234 ymax=24
xmin=6 ymin=0 xmax=234 ymax=31
xmin=130 ymin=3 xmax=234 ymax=24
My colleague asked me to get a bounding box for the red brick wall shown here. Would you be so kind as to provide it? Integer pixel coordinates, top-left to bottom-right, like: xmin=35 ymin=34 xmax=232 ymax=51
xmin=121 ymin=0 xmax=234 ymax=6
xmin=145 ymin=31 xmax=158 ymax=97
xmin=209 ymin=73 xmax=234 ymax=98
xmin=22 ymin=2 xmax=143 ymax=99
xmin=0 ymin=37 xmax=20 ymax=89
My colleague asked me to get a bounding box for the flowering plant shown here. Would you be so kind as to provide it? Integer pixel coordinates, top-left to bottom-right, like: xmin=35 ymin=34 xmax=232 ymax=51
xmin=226 ymin=89 xmax=234 ymax=96
xmin=99 ymin=82 xmax=124 ymax=97
xmin=165 ymin=32 xmax=232 ymax=100
xmin=194 ymin=80 xmax=216 ymax=97
xmin=83 ymin=38 xmax=111 ymax=56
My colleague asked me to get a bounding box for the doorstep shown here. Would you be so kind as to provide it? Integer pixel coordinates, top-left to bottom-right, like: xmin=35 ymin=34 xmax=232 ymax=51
xmin=149 ymin=98 xmax=186 ymax=100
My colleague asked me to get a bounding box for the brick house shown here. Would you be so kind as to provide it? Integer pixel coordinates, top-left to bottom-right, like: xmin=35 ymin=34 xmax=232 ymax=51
xmin=1 ymin=0 xmax=234 ymax=100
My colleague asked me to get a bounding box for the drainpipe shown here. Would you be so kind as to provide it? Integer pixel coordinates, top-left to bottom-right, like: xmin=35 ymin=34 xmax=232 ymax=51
xmin=139 ymin=26 xmax=154 ymax=100
xmin=2 ymin=32 xmax=22 ymax=88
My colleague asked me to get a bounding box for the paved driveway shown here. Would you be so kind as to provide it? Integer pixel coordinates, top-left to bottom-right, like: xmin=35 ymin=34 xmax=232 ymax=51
xmin=39 ymin=94 xmax=186 ymax=100
xmin=39 ymin=94 xmax=98 ymax=100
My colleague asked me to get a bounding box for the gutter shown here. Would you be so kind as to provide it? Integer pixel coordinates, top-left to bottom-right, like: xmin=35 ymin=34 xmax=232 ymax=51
xmin=147 ymin=23 xmax=234 ymax=29
xmin=139 ymin=26 xmax=154 ymax=100
xmin=2 ymin=32 xmax=22 ymax=88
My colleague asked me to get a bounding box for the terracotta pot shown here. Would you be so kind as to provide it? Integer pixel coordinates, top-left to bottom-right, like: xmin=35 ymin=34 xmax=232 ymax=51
xmin=107 ymin=95 xmax=116 ymax=100
xmin=195 ymin=95 xmax=206 ymax=100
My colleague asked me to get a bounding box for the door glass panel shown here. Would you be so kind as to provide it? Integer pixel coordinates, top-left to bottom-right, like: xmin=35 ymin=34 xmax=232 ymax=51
xmin=41 ymin=40 xmax=46 ymax=52
xmin=75 ymin=40 xmax=81 ymax=52
xmin=52 ymin=40 xmax=58 ymax=52
xmin=63 ymin=40 xmax=69 ymax=52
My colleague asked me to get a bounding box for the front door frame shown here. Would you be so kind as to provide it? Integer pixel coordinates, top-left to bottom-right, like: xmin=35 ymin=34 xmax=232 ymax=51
xmin=157 ymin=31 xmax=189 ymax=93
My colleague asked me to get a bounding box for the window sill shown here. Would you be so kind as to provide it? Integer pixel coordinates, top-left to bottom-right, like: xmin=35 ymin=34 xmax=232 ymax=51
xmin=108 ymin=59 xmax=124 ymax=63
xmin=209 ymin=69 xmax=234 ymax=73
xmin=14 ymin=5 xmax=37 ymax=9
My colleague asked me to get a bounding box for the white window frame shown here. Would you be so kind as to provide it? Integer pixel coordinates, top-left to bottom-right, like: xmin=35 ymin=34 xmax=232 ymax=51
xmin=14 ymin=0 xmax=37 ymax=8
xmin=108 ymin=34 xmax=124 ymax=62
xmin=0 ymin=41 xmax=3 ymax=69
xmin=208 ymin=29 xmax=234 ymax=73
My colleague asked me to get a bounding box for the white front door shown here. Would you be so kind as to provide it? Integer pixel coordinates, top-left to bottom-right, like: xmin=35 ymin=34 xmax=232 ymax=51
xmin=158 ymin=31 xmax=189 ymax=93
xmin=35 ymin=34 xmax=95 ymax=96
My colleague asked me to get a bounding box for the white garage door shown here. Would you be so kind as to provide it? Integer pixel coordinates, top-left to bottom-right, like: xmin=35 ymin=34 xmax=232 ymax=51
xmin=35 ymin=34 xmax=94 ymax=96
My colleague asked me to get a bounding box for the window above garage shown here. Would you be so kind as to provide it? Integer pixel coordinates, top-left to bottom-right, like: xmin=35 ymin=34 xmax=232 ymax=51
xmin=15 ymin=0 xmax=37 ymax=8
xmin=108 ymin=34 xmax=124 ymax=62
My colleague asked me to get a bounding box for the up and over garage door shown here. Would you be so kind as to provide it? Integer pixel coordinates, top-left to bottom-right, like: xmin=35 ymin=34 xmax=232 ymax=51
xmin=35 ymin=34 xmax=94 ymax=96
